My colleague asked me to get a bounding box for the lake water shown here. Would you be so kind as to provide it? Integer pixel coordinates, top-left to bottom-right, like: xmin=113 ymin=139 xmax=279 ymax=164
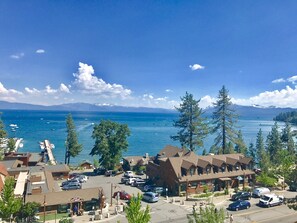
xmin=0 ymin=110 xmax=286 ymax=165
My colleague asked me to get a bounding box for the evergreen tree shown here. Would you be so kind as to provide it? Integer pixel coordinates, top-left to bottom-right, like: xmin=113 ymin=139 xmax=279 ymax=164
xmin=256 ymin=129 xmax=270 ymax=172
xmin=209 ymin=145 xmax=218 ymax=154
xmin=125 ymin=194 xmax=151 ymax=223
xmin=247 ymin=143 xmax=257 ymax=162
xmin=281 ymin=122 xmax=295 ymax=155
xmin=65 ymin=114 xmax=82 ymax=165
xmin=275 ymin=149 xmax=295 ymax=190
xmin=234 ymin=130 xmax=247 ymax=155
xmin=171 ymin=92 xmax=209 ymax=151
xmin=266 ymin=122 xmax=282 ymax=162
xmin=226 ymin=142 xmax=235 ymax=154
xmin=188 ymin=205 xmax=225 ymax=223
xmin=7 ymin=138 xmax=15 ymax=152
xmin=17 ymin=202 xmax=40 ymax=223
xmin=202 ymin=148 xmax=207 ymax=155
xmin=90 ymin=120 xmax=130 ymax=170
xmin=0 ymin=177 xmax=22 ymax=221
xmin=212 ymin=86 xmax=238 ymax=154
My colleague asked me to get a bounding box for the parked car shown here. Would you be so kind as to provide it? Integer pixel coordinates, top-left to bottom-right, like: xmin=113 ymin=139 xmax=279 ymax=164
xmin=125 ymin=177 xmax=137 ymax=185
xmin=113 ymin=191 xmax=132 ymax=200
xmin=252 ymin=187 xmax=270 ymax=198
xmin=228 ymin=200 xmax=251 ymax=211
xmin=93 ymin=167 xmax=106 ymax=175
xmin=61 ymin=178 xmax=81 ymax=187
xmin=75 ymin=175 xmax=88 ymax=183
xmin=289 ymin=183 xmax=297 ymax=191
xmin=149 ymin=186 xmax=164 ymax=195
xmin=258 ymin=194 xmax=284 ymax=207
xmin=132 ymin=179 xmax=146 ymax=187
xmin=105 ymin=170 xmax=114 ymax=177
xmin=142 ymin=192 xmax=159 ymax=203
xmin=124 ymin=171 xmax=134 ymax=177
xmin=143 ymin=185 xmax=155 ymax=192
xmin=62 ymin=182 xmax=81 ymax=190
xmin=231 ymin=191 xmax=251 ymax=201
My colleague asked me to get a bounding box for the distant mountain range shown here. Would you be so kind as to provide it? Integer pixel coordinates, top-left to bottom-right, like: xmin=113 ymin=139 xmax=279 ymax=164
xmin=0 ymin=101 xmax=175 ymax=113
xmin=0 ymin=101 xmax=296 ymax=119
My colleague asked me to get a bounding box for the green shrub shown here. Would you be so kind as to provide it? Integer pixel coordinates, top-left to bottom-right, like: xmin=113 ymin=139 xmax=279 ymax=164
xmin=213 ymin=192 xmax=225 ymax=197
xmin=203 ymin=185 xmax=208 ymax=193
xmin=224 ymin=188 xmax=229 ymax=195
xmin=59 ymin=218 xmax=73 ymax=223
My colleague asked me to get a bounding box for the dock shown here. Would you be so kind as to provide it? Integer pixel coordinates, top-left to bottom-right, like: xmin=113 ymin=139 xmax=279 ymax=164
xmin=14 ymin=138 xmax=23 ymax=152
xmin=42 ymin=140 xmax=57 ymax=165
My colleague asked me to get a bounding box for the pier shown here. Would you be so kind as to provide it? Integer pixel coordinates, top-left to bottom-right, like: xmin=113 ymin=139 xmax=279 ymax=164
xmin=41 ymin=140 xmax=57 ymax=165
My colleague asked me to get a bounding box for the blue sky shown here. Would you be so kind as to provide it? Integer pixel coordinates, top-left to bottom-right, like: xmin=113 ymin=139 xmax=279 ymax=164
xmin=1 ymin=1 xmax=297 ymax=108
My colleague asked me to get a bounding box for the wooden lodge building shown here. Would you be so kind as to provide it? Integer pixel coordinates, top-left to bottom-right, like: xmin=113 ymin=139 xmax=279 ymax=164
xmin=147 ymin=145 xmax=255 ymax=195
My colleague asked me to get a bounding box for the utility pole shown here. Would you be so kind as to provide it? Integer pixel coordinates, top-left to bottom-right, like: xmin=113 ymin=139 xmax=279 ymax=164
xmin=110 ymin=183 xmax=113 ymax=206
xmin=43 ymin=195 xmax=46 ymax=223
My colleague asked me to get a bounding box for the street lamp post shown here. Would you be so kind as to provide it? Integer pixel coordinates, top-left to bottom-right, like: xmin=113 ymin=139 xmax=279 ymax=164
xmin=43 ymin=195 xmax=46 ymax=223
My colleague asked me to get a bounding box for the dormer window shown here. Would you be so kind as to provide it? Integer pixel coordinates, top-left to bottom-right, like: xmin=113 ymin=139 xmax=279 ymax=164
xmin=236 ymin=166 xmax=239 ymax=170
xmin=189 ymin=168 xmax=195 ymax=176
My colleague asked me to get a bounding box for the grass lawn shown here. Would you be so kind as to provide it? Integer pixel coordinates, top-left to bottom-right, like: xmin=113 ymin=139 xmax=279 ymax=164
xmin=38 ymin=212 xmax=69 ymax=222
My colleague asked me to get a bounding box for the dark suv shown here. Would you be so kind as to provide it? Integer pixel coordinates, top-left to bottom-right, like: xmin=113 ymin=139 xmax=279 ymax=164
xmin=231 ymin=191 xmax=251 ymax=201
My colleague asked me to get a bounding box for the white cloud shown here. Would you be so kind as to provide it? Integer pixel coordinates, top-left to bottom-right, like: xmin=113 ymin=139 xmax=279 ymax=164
xmin=272 ymin=78 xmax=286 ymax=83
xmin=199 ymin=95 xmax=216 ymax=109
xmin=36 ymin=49 xmax=45 ymax=54
xmin=287 ymin=75 xmax=297 ymax=84
xmin=45 ymin=85 xmax=57 ymax=94
xmin=165 ymin=89 xmax=173 ymax=93
xmin=25 ymin=87 xmax=40 ymax=94
xmin=0 ymin=82 xmax=23 ymax=102
xmin=59 ymin=83 xmax=70 ymax=93
xmin=10 ymin=52 xmax=24 ymax=59
xmin=73 ymin=62 xmax=132 ymax=98
xmin=189 ymin=64 xmax=205 ymax=71
xmin=231 ymin=85 xmax=297 ymax=108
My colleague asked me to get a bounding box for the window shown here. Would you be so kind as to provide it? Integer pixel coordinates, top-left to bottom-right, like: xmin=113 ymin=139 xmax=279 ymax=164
xmin=189 ymin=168 xmax=195 ymax=176
xmin=221 ymin=166 xmax=225 ymax=172
xmin=213 ymin=166 xmax=219 ymax=173
xmin=197 ymin=167 xmax=203 ymax=175
xmin=181 ymin=168 xmax=187 ymax=176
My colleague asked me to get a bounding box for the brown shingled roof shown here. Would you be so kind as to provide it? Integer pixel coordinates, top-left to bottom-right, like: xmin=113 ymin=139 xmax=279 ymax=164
xmin=25 ymin=188 xmax=99 ymax=206
xmin=181 ymin=160 xmax=195 ymax=170
xmin=158 ymin=145 xmax=188 ymax=158
xmin=240 ymin=157 xmax=252 ymax=165
xmin=0 ymin=164 xmax=8 ymax=176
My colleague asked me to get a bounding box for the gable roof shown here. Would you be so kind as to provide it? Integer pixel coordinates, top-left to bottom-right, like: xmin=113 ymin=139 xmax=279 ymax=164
xmin=157 ymin=145 xmax=188 ymax=158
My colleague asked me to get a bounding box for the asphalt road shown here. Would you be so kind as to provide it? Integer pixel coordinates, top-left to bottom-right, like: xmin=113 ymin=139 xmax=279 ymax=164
xmin=69 ymin=171 xmax=297 ymax=223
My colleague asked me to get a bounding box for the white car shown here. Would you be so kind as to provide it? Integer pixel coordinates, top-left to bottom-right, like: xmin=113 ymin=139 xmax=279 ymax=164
xmin=124 ymin=171 xmax=134 ymax=177
xmin=252 ymin=187 xmax=270 ymax=197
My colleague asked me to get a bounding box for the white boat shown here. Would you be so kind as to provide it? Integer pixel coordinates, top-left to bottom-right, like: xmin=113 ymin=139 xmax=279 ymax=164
xmin=39 ymin=142 xmax=45 ymax=151
xmin=9 ymin=124 xmax=18 ymax=128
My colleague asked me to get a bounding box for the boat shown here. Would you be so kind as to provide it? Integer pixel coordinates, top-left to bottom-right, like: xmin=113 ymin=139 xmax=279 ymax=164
xmin=39 ymin=142 xmax=45 ymax=151
xmin=9 ymin=124 xmax=18 ymax=128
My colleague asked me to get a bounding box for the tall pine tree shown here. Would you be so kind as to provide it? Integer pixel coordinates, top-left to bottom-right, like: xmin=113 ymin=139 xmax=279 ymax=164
xmin=256 ymin=129 xmax=270 ymax=172
xmin=281 ymin=122 xmax=295 ymax=155
xmin=247 ymin=142 xmax=257 ymax=162
xmin=234 ymin=130 xmax=247 ymax=155
xmin=212 ymin=86 xmax=238 ymax=154
xmin=171 ymin=92 xmax=208 ymax=151
xmin=65 ymin=114 xmax=82 ymax=165
xmin=266 ymin=122 xmax=282 ymax=162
